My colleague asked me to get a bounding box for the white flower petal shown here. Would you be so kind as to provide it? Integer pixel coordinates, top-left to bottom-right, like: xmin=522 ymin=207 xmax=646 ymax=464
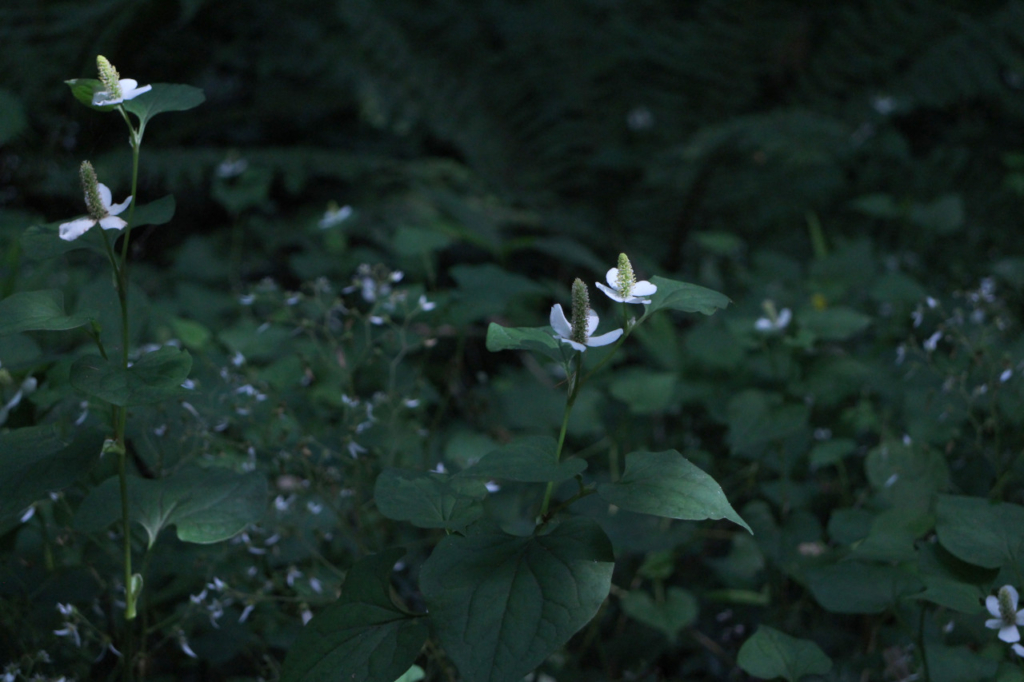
xmin=92 ymin=91 xmax=123 ymax=106
xmin=988 ymin=617 xmax=1005 ymax=630
xmin=559 ymin=338 xmax=587 ymax=352
xmin=1000 ymin=624 xmax=1021 ymax=643
xmin=587 ymin=328 xmax=623 ymax=347
xmin=123 ymin=82 xmax=151 ymax=100
xmin=1007 ymin=585 xmax=1020 ymax=610
xmin=605 ymin=268 xmax=620 ymax=289
xmin=1016 ymin=609 xmax=1024 ymax=626
xmin=776 ymin=308 xmax=792 ymax=329
xmin=988 ymin=596 xmax=1002 ymax=618
xmin=1014 ymin=643 xmax=1024 ymax=657
xmin=550 ymin=304 xmax=572 ymax=338
xmin=119 ymin=79 xmax=139 ymax=92
xmin=108 ymin=195 xmax=132 ymax=216
xmin=754 ymin=317 xmax=774 ymax=331
xmin=586 ymin=310 xmax=599 ymax=336
xmin=596 ymin=282 xmax=626 ymax=302
xmin=59 ymin=217 xmax=97 ymax=241
xmin=632 ymin=280 xmax=657 ymax=297
xmin=99 ymin=216 xmax=127 ymax=230
xmin=97 ymin=183 xmax=113 ymax=210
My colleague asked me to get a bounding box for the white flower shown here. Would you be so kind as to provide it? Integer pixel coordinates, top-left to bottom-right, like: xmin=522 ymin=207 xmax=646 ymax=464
xmin=92 ymin=56 xmax=151 ymax=106
xmin=1014 ymin=643 xmax=1024 ymax=657
xmin=319 ymin=202 xmax=352 ymax=228
xmin=754 ymin=307 xmax=792 ymax=332
xmin=550 ymin=303 xmax=622 ymax=352
xmin=595 ymin=254 xmax=657 ymax=304
xmin=985 ymin=585 xmax=1024 ymax=643
xmin=59 ymin=164 xmax=132 ymax=241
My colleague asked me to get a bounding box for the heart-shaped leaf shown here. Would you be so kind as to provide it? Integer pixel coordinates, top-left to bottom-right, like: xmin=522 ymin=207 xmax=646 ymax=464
xmin=420 ymin=517 xmax=614 ymax=682
xmin=0 ymin=290 xmax=95 ymax=336
xmin=74 ymin=467 xmax=266 ymax=548
xmin=70 ymin=346 xmax=191 ymax=407
xmin=598 ymin=450 xmax=750 ymax=532
xmin=374 ymin=469 xmax=488 ymax=531
xmin=465 ymin=436 xmax=586 ymax=482
xmin=620 ymin=587 xmax=698 ymax=641
xmin=935 ymin=495 xmax=1024 ymax=570
xmin=737 ymin=626 xmax=832 ymax=682
xmin=123 ymin=83 xmax=205 ymax=126
xmin=486 ymin=324 xmax=566 ymax=364
xmin=806 ymin=561 xmax=922 ymax=614
xmin=647 ymin=276 xmax=730 ymax=316
xmin=280 ymin=548 xmax=428 ymax=682
xmin=0 ymin=425 xmax=104 ymax=530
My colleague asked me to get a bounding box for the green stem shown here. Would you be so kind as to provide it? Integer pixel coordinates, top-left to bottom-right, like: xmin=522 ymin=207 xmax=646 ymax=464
xmin=540 ymin=355 xmax=582 ymax=517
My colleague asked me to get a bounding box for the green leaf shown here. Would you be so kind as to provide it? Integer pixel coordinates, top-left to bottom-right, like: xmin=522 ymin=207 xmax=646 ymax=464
xmin=70 ymin=346 xmax=192 ymax=407
xmin=726 ymin=390 xmax=809 ymax=458
xmin=926 ymin=644 xmax=999 ymax=682
xmin=21 ymin=195 xmax=176 ymax=261
xmin=806 ymin=561 xmax=922 ymax=614
xmin=912 ymin=543 xmax=995 ymax=614
xmin=935 ymin=495 xmax=1024 ymax=570
xmin=599 ymin=450 xmax=750 ymax=532
xmin=800 ymin=307 xmax=872 ymax=341
xmin=64 ymin=78 xmax=113 ymax=112
xmin=485 ymin=323 xmax=565 ymax=364
xmin=74 ymin=467 xmax=267 ymax=548
xmin=465 ymin=436 xmax=587 ymax=483
xmin=737 ymin=626 xmax=832 ymax=682
xmin=647 ymin=276 xmax=730 ymax=316
xmin=0 ymin=290 xmax=94 ymax=336
xmin=608 ymin=369 xmax=678 ymax=414
xmin=122 ymin=83 xmax=205 ymax=125
xmin=374 ymin=469 xmax=488 ymax=531
xmin=420 ymin=518 xmax=614 ymax=682
xmin=280 ymin=548 xmax=428 ymax=682
xmin=0 ymin=425 xmax=104 ymax=530
xmin=620 ymin=587 xmax=698 ymax=641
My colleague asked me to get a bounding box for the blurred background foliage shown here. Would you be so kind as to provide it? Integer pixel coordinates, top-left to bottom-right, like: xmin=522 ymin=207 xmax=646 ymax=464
xmin=5 ymin=0 xmax=1024 ymax=680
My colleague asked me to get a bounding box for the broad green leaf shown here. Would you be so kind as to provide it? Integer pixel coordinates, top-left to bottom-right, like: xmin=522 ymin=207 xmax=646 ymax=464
xmin=420 ymin=518 xmax=614 ymax=682
xmin=726 ymin=390 xmax=809 ymax=458
xmin=926 ymin=644 xmax=999 ymax=682
xmin=865 ymin=439 xmax=948 ymax=506
xmin=935 ymin=495 xmax=1024 ymax=570
xmin=75 ymin=467 xmax=266 ymax=548
xmin=21 ymin=195 xmax=176 ymax=261
xmin=806 ymin=561 xmax=922 ymax=614
xmin=0 ymin=290 xmax=94 ymax=336
xmin=64 ymin=78 xmax=112 ymax=112
xmin=809 ymin=438 xmax=856 ymax=468
xmin=70 ymin=346 xmax=192 ymax=407
xmin=485 ymin=324 xmax=565 ymax=363
xmin=465 ymin=436 xmax=586 ymax=483
xmin=0 ymin=425 xmax=104 ymax=530
xmin=599 ymin=450 xmax=751 ymax=533
xmin=122 ymin=83 xmax=206 ymax=125
xmin=737 ymin=626 xmax=832 ymax=682
xmin=374 ymin=469 xmax=487 ymax=531
xmin=280 ymin=548 xmax=428 ymax=682
xmin=848 ymin=505 xmax=933 ymax=562
xmin=620 ymin=587 xmax=698 ymax=641
xmin=800 ymin=307 xmax=872 ymax=341
xmin=647 ymin=276 xmax=730 ymax=316
xmin=912 ymin=543 xmax=995 ymax=614
xmin=608 ymin=369 xmax=677 ymax=414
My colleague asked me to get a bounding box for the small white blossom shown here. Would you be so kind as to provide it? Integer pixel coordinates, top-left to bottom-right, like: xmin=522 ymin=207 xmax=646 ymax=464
xmin=986 ymin=585 xmax=1024 ymax=643
xmin=596 ymin=254 xmax=657 ymax=304
xmin=754 ymin=305 xmax=792 ymax=332
xmin=319 ymin=202 xmax=352 ymax=228
xmin=91 ymin=55 xmax=151 ymax=106
xmin=59 ymin=163 xmax=132 ymax=242
xmin=923 ymin=331 xmax=943 ymax=352
xmin=550 ymin=303 xmax=622 ymax=351
xmin=418 ymin=295 xmax=436 ymax=311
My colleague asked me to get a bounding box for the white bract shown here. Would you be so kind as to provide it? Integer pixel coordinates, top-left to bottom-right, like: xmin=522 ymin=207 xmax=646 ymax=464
xmin=985 ymin=585 xmax=1024 ymax=643
xmin=550 ymin=303 xmax=622 ymax=352
xmin=754 ymin=308 xmax=792 ymax=332
xmin=596 ymin=254 xmax=657 ymax=304
xmin=59 ymin=183 xmax=132 ymax=242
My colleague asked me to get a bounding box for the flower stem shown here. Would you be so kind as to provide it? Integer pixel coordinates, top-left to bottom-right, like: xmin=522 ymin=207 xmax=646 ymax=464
xmin=540 ymin=355 xmax=582 ymax=517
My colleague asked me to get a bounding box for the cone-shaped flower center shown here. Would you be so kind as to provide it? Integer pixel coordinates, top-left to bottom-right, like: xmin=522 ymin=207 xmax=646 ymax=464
xmin=80 ymin=161 xmax=107 ymax=220
xmin=615 ymin=253 xmax=636 ymax=298
xmin=569 ymin=278 xmax=591 ymax=346
xmin=1000 ymin=586 xmax=1017 ymax=624
xmin=96 ymin=56 xmax=124 ymax=102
